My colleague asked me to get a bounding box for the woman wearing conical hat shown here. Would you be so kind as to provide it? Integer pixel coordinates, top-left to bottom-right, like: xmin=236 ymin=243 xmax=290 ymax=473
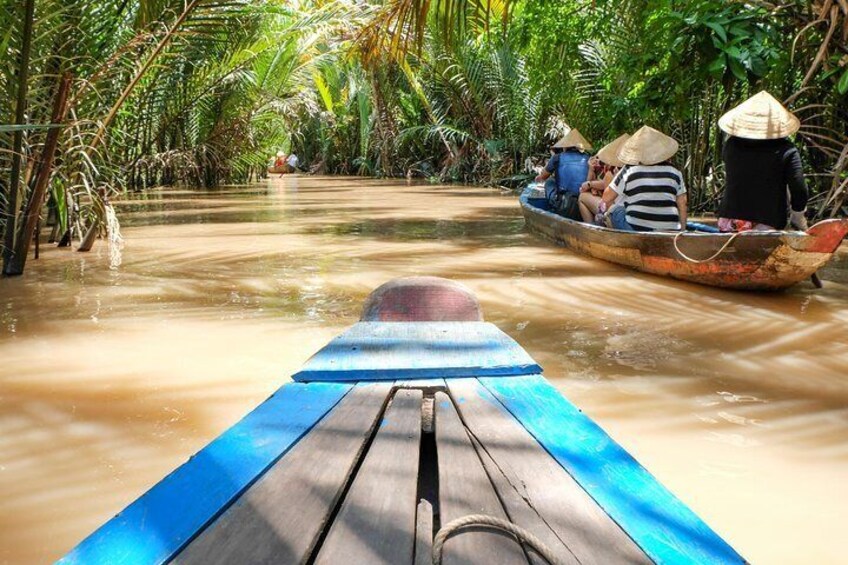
xmin=534 ymin=128 xmax=592 ymax=220
xmin=599 ymin=126 xmax=687 ymax=232
xmin=577 ymin=133 xmax=629 ymax=224
xmin=717 ymin=91 xmax=808 ymax=231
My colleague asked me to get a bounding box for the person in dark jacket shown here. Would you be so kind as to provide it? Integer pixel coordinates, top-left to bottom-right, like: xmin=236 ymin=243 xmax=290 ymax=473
xmin=535 ymin=129 xmax=592 ymax=220
xmin=717 ymin=91 xmax=808 ymax=231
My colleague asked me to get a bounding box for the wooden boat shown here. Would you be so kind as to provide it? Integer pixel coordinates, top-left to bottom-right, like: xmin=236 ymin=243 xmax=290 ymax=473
xmin=520 ymin=185 xmax=848 ymax=290
xmin=60 ymin=277 xmax=744 ymax=565
xmin=267 ymin=165 xmax=291 ymax=174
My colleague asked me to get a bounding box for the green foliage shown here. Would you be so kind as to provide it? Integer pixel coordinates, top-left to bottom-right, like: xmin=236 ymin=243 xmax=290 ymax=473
xmin=670 ymin=1 xmax=778 ymax=81
xmin=2 ymin=0 xmax=846 ymax=274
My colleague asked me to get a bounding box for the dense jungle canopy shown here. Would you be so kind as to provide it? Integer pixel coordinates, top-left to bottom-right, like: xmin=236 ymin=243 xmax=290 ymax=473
xmin=1 ymin=0 xmax=847 ymax=275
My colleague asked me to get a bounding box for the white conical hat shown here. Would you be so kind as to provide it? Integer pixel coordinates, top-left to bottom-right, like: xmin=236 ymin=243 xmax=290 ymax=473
xmin=552 ymin=128 xmax=592 ymax=151
xmin=718 ymin=91 xmax=800 ymax=140
xmin=617 ymin=126 xmax=678 ymax=166
xmin=276 ymin=151 xmax=286 ymax=157
xmin=596 ymin=134 xmax=630 ymax=167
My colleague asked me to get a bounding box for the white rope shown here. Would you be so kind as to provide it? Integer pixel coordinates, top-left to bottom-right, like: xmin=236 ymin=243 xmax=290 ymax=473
xmin=432 ymin=514 xmax=566 ymax=565
xmin=673 ymin=230 xmax=743 ymax=264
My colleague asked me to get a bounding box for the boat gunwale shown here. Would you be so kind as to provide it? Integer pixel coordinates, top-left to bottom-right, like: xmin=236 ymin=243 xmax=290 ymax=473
xmin=518 ymin=186 xmax=808 ymax=243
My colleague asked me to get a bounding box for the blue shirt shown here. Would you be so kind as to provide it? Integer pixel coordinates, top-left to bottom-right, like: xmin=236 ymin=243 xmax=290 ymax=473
xmin=545 ymin=150 xmax=590 ymax=195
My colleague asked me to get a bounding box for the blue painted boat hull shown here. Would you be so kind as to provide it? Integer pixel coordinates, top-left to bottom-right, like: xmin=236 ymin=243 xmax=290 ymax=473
xmin=59 ymin=316 xmax=744 ymax=565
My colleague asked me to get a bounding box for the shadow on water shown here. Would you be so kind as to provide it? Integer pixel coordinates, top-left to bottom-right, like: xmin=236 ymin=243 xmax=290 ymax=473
xmin=303 ymin=216 xmax=526 ymax=246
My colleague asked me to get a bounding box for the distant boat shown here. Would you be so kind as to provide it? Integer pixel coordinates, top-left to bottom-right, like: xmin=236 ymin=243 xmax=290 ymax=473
xmin=520 ymin=185 xmax=848 ymax=290
xmin=59 ymin=277 xmax=744 ymax=565
xmin=267 ymin=165 xmax=291 ymax=174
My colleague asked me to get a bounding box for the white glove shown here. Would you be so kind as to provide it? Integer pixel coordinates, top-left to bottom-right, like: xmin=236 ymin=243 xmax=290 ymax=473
xmin=789 ymin=209 xmax=808 ymax=231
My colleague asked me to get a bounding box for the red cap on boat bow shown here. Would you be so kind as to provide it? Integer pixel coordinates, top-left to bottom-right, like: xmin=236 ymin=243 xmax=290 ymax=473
xmin=360 ymin=277 xmax=483 ymax=322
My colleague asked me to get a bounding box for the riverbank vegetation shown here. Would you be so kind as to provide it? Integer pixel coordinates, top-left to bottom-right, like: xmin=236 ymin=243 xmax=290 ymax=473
xmin=1 ymin=0 xmax=847 ymax=274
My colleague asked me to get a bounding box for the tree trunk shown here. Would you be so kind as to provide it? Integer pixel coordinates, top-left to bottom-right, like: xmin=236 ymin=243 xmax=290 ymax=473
xmin=2 ymin=0 xmax=36 ymax=275
xmin=5 ymin=73 xmax=73 ymax=276
xmin=77 ymin=223 xmax=98 ymax=252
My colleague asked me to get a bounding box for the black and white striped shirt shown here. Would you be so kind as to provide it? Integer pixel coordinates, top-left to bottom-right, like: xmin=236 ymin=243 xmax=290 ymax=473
xmin=610 ymin=165 xmax=686 ymax=231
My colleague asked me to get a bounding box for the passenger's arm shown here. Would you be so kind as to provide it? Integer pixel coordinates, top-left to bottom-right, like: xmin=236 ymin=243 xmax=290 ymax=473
xmin=535 ymin=155 xmax=556 ymax=182
xmin=586 ymin=157 xmax=599 ymax=181
xmin=602 ymin=168 xmax=626 ymax=209
xmin=599 ymin=170 xmax=614 ymax=192
xmin=677 ymin=194 xmax=688 ymax=229
xmin=602 ymin=187 xmax=618 ymax=207
xmin=784 ymin=148 xmax=808 ymax=212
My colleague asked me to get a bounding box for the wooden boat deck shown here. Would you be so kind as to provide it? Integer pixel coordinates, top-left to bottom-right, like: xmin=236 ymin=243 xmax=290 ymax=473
xmin=60 ymin=279 xmax=744 ymax=565
xmin=171 ymin=381 xmax=652 ymax=564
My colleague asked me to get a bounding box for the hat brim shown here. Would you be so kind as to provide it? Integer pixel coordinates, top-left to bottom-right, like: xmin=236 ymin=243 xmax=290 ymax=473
xmin=718 ymin=113 xmax=800 ymax=140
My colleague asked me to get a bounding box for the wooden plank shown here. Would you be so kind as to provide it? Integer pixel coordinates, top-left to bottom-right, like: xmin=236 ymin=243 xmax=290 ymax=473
xmin=480 ymin=375 xmax=745 ymax=564
xmin=293 ymin=322 xmax=541 ymax=382
xmin=395 ymin=378 xmax=447 ymax=390
xmin=414 ymin=499 xmax=433 ymax=565
xmin=434 ymin=391 xmax=527 ymax=565
xmin=173 ymin=383 xmax=392 ymax=565
xmin=469 ymin=436 xmax=578 ymax=565
xmin=59 ymin=382 xmax=352 ymax=565
xmin=314 ymin=389 xmax=423 ymax=564
xmin=452 ymin=378 xmax=646 ymax=564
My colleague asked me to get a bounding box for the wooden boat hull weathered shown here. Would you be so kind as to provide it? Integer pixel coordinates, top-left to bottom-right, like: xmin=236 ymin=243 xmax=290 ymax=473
xmin=521 ymin=186 xmax=848 ymax=290
xmin=59 ymin=278 xmax=745 ymax=565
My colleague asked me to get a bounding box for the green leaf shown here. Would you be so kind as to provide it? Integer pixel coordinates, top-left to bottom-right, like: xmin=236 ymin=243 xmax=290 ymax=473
xmin=729 ymin=58 xmax=747 ymax=81
xmin=750 ymin=57 xmax=767 ymax=77
xmin=728 ymin=25 xmax=751 ymax=38
xmin=704 ymin=21 xmax=727 ymax=42
xmin=707 ymin=55 xmax=726 ymax=75
xmin=838 ymin=68 xmax=848 ymax=95
xmin=313 ymin=71 xmax=334 ymax=113
xmin=724 ymin=45 xmax=743 ymax=58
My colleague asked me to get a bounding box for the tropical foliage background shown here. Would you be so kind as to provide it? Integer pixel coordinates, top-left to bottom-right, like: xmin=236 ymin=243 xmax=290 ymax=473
xmin=1 ymin=0 xmax=847 ymax=274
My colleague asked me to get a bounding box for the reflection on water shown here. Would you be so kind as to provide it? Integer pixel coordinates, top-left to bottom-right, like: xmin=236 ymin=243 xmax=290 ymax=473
xmin=1 ymin=176 xmax=846 ymax=564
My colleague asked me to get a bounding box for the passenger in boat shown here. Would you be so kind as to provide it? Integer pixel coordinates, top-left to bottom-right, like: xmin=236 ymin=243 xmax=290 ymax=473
xmin=601 ymin=126 xmax=687 ymax=232
xmin=534 ymin=129 xmax=592 ymax=220
xmin=274 ymin=151 xmax=287 ymax=169
xmin=717 ymin=91 xmax=808 ymax=232
xmin=578 ymin=134 xmax=629 ymax=224
xmin=286 ymin=152 xmax=299 ymax=173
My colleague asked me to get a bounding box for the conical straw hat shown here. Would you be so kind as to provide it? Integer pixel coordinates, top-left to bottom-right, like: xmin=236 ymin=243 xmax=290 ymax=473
xmin=596 ymin=134 xmax=630 ymax=167
xmin=276 ymin=151 xmax=286 ymax=157
xmin=718 ymin=91 xmax=800 ymax=140
xmin=552 ymin=128 xmax=592 ymax=151
xmin=617 ymin=126 xmax=678 ymax=166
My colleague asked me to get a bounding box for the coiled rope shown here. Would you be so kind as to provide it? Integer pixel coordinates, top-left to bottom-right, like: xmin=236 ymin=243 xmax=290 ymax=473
xmin=673 ymin=230 xmax=742 ymax=264
xmin=432 ymin=514 xmax=565 ymax=565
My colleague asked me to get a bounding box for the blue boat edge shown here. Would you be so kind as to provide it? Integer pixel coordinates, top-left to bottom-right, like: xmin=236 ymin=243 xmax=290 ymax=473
xmin=478 ymin=375 xmax=746 ymax=564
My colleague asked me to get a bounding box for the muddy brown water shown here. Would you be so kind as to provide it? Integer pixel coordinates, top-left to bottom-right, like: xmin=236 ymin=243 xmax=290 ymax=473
xmin=1 ymin=176 xmax=846 ymax=564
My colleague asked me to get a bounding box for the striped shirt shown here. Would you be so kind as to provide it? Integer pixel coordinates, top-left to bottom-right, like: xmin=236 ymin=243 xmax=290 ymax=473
xmin=610 ymin=165 xmax=686 ymax=231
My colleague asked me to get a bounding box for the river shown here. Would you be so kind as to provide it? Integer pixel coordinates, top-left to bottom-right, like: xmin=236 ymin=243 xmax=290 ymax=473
xmin=1 ymin=176 xmax=846 ymax=564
